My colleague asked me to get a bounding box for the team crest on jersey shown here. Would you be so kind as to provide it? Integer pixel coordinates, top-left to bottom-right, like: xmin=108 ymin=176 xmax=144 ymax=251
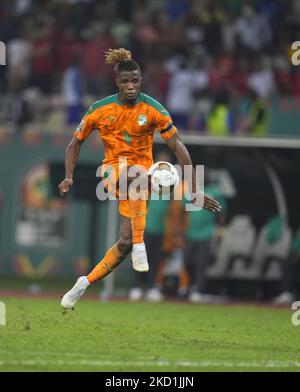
xmin=138 ymin=114 xmax=148 ymax=126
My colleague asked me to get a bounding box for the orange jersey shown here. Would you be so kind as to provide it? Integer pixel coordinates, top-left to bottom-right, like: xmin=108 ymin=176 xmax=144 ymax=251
xmin=74 ymin=93 xmax=177 ymax=170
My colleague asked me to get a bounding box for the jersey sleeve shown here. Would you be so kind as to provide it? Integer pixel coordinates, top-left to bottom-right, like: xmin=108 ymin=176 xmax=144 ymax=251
xmin=74 ymin=110 xmax=97 ymax=142
xmin=153 ymin=108 xmax=177 ymax=141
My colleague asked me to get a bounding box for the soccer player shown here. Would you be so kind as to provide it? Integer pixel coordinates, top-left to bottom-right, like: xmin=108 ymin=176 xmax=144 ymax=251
xmin=59 ymin=48 xmax=221 ymax=309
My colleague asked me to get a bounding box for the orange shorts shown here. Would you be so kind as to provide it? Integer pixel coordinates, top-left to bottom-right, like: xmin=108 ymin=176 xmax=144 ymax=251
xmin=101 ymin=162 xmax=150 ymax=218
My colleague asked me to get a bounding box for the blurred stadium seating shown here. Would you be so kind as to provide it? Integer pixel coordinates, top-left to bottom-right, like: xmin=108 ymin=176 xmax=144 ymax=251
xmin=207 ymin=214 xmax=256 ymax=279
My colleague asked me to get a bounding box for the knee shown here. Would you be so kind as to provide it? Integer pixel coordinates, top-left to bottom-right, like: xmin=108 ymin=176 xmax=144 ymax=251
xmin=118 ymin=237 xmax=133 ymax=255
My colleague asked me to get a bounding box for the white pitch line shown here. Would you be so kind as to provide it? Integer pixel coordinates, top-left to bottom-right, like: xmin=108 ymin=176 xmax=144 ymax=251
xmin=1 ymin=350 xmax=300 ymax=368
xmin=0 ymin=358 xmax=300 ymax=368
xmin=0 ymin=349 xmax=93 ymax=358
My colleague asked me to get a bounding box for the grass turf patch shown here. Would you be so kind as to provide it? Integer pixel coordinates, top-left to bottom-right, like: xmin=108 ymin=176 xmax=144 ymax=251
xmin=0 ymin=297 xmax=299 ymax=371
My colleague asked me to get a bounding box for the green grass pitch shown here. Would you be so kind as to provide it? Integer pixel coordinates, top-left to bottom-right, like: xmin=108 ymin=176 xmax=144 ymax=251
xmin=0 ymin=296 xmax=299 ymax=372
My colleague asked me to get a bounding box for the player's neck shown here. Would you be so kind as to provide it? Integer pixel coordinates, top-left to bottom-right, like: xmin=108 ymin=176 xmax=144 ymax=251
xmin=117 ymin=93 xmax=142 ymax=107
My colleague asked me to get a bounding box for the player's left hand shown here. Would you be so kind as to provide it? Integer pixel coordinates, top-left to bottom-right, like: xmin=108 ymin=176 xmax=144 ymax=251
xmin=58 ymin=178 xmax=73 ymax=196
xmin=192 ymin=192 xmax=222 ymax=213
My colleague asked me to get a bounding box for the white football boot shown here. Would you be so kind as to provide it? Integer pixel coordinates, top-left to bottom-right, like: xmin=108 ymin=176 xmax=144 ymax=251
xmin=271 ymin=291 xmax=295 ymax=305
xmin=128 ymin=287 xmax=143 ymax=301
xmin=145 ymin=288 xmax=163 ymax=303
xmin=188 ymin=292 xmax=212 ymax=304
xmin=61 ymin=276 xmax=91 ymax=309
xmin=131 ymin=243 xmax=149 ymax=272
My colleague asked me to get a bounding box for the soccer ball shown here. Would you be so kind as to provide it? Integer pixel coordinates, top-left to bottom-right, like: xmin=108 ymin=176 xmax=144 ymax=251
xmin=148 ymin=161 xmax=180 ymax=195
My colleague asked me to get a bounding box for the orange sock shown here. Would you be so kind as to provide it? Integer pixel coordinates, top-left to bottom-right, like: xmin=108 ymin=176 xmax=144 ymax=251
xmin=129 ymin=199 xmax=147 ymax=244
xmin=87 ymin=242 xmax=125 ymax=284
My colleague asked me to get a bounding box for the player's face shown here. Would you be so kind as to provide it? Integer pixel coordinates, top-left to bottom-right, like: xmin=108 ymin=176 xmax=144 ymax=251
xmin=116 ymin=70 xmax=142 ymax=103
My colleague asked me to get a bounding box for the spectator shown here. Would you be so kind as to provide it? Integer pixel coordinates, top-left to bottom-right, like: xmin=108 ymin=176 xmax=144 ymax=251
xmin=208 ymin=55 xmax=234 ymax=95
xmin=56 ymin=27 xmax=82 ymax=72
xmin=31 ymin=24 xmax=56 ymax=94
xmin=221 ymin=12 xmax=237 ymax=53
xmin=235 ymin=5 xmax=272 ymax=52
xmin=234 ymin=90 xmax=269 ymax=136
xmin=165 ymin=57 xmax=195 ymax=130
xmin=182 ymin=170 xmax=227 ymax=303
xmin=143 ymin=62 xmax=170 ymax=104
xmin=61 ymin=57 xmax=85 ymax=125
xmin=14 ymin=0 xmax=32 ymax=16
xmin=232 ymin=57 xmax=250 ymax=96
xmin=292 ymin=68 xmax=300 ymax=99
xmin=7 ymin=27 xmax=32 ymax=92
xmin=247 ymin=58 xmax=276 ymax=100
xmin=207 ymin=90 xmax=234 ymax=136
xmin=255 ymin=0 xmax=282 ymax=27
xmin=82 ymin=25 xmax=114 ymax=97
xmin=189 ymin=88 xmax=212 ymax=133
xmin=165 ymin=0 xmax=190 ymax=22
xmin=273 ymin=56 xmax=293 ymax=97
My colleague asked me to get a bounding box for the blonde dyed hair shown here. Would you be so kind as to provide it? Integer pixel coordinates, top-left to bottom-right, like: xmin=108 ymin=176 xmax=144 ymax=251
xmin=105 ymin=48 xmax=132 ymax=65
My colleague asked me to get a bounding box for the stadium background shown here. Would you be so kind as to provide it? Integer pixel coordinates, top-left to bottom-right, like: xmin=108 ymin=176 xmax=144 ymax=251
xmin=1 ymin=0 xmax=300 ymax=303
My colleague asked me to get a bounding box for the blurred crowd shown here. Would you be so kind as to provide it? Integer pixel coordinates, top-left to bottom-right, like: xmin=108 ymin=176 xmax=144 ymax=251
xmin=1 ymin=0 xmax=300 ymax=135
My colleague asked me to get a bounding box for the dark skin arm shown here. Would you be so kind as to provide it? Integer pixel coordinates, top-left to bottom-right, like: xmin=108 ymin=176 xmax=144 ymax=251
xmin=166 ymin=132 xmax=221 ymax=213
xmin=58 ymin=137 xmax=82 ymax=196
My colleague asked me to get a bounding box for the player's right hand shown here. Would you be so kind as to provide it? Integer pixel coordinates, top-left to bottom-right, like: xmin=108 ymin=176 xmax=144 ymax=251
xmin=192 ymin=191 xmax=222 ymax=213
xmin=58 ymin=178 xmax=73 ymax=196
xmin=203 ymin=193 xmax=222 ymax=213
